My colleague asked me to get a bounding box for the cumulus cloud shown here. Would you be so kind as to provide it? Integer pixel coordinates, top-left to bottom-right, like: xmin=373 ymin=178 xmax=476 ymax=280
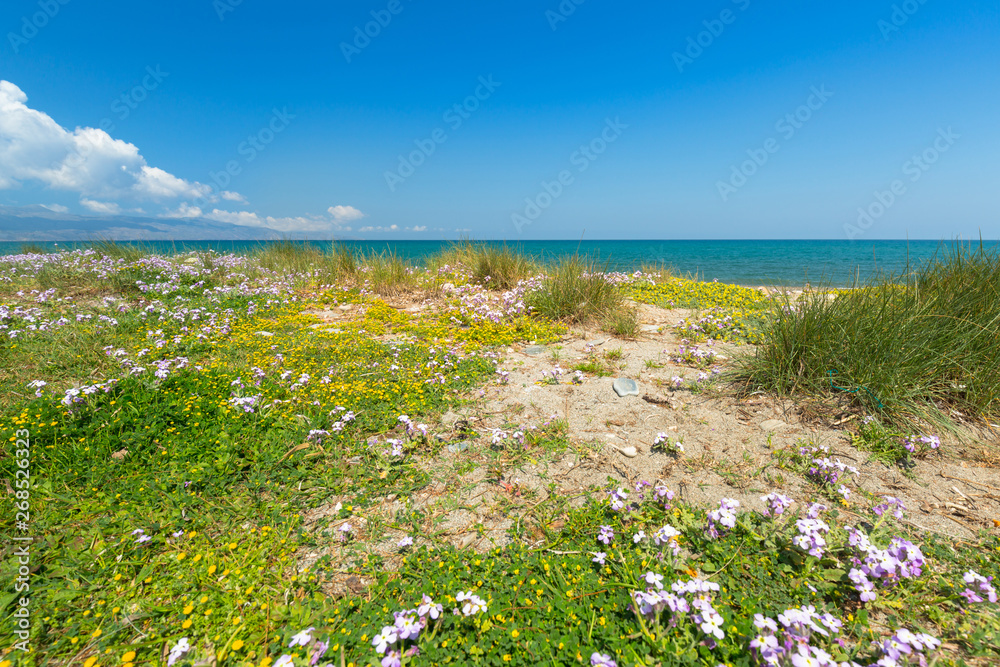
xmin=406 ymin=225 xmax=427 ymax=232
xmin=359 ymin=224 xmax=399 ymax=233
xmin=80 ymin=199 xmax=121 ymax=215
xmin=328 ymin=205 xmax=365 ymax=223
xmin=161 ymin=203 xmax=203 ymax=219
xmin=205 ymin=209 xmax=338 ymax=233
xmin=0 ymin=80 xmax=228 ymax=205
xmin=221 ymin=190 xmax=247 ymax=203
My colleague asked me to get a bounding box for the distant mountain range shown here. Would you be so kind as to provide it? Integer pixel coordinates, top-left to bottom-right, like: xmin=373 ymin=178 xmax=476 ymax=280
xmin=0 ymin=206 xmax=291 ymax=241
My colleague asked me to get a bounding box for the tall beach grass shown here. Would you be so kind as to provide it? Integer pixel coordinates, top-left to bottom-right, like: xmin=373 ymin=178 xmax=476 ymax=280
xmin=736 ymin=242 xmax=1000 ymax=426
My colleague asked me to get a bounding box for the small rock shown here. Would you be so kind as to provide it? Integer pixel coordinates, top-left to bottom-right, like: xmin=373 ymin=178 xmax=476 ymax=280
xmin=760 ymin=419 xmax=790 ymax=432
xmin=111 ymin=448 xmax=129 ymax=461
xmin=255 ymin=331 xmax=274 ymax=337
xmin=337 ymin=304 xmax=352 ymax=310
xmin=640 ymin=324 xmax=661 ymax=333
xmin=447 ymin=441 xmax=471 ymax=454
xmin=458 ymin=534 xmax=477 ymax=549
xmin=610 ymin=444 xmax=638 ymax=458
xmin=613 ymin=378 xmax=640 ymax=397
xmin=523 ymin=345 xmax=547 ymax=356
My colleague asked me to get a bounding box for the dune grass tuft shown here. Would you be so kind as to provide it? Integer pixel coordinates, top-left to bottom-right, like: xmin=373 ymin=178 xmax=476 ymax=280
xmin=737 ymin=242 xmax=1000 ymax=426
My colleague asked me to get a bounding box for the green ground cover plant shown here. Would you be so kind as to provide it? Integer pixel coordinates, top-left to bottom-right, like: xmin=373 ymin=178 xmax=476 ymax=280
xmin=0 ymin=244 xmax=997 ymax=667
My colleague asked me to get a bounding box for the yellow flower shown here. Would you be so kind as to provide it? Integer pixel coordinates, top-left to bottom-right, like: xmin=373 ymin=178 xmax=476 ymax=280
xmin=177 ymin=552 xmax=186 ymax=561
xmin=122 ymin=651 xmax=136 ymax=662
xmin=208 ymin=565 xmax=217 ymax=575
xmin=200 ymin=595 xmax=209 ymax=603
xmin=182 ymin=619 xmax=192 ymax=629
xmin=91 ymin=628 xmax=102 ymax=638
xmin=84 ymin=658 xmax=98 ymax=667
xmin=183 ymin=604 xmax=194 ymax=614
xmin=232 ymin=639 xmax=244 ymax=651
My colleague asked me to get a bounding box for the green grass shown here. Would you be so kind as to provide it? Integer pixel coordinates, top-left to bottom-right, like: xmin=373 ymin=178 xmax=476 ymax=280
xmin=1 ymin=248 xmax=998 ymax=667
xmin=433 ymin=240 xmax=538 ymax=290
xmin=735 ymin=242 xmax=1000 ymax=426
xmin=527 ymin=255 xmax=629 ymax=325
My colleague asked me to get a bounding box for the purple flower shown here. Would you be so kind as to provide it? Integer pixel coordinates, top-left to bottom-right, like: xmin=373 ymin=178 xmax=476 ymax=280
xmin=597 ymin=525 xmax=615 ymax=545
xmin=591 ymin=552 xmax=607 ymax=566
xmin=706 ymin=498 xmax=739 ymax=539
xmin=590 ymin=653 xmax=617 ymax=667
xmin=761 ymin=492 xmax=794 ymax=517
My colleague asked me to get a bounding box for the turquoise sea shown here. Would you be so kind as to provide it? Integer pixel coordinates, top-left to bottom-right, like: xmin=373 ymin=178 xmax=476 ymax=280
xmin=2 ymin=239 xmax=996 ymax=287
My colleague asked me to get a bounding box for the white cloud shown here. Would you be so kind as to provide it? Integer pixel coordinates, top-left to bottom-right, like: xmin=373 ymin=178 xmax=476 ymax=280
xmin=0 ymin=80 xmax=226 ymax=205
xmin=221 ymin=190 xmax=247 ymax=203
xmin=406 ymin=225 xmax=427 ymax=232
xmin=205 ymin=209 xmax=262 ymax=226
xmin=41 ymin=203 xmax=68 ymax=213
xmin=205 ymin=209 xmax=336 ymax=233
xmin=161 ymin=203 xmax=203 ymax=219
xmin=80 ymin=198 xmax=122 ymax=215
xmin=359 ymin=224 xmax=399 ymax=233
xmin=328 ymin=205 xmax=365 ymax=223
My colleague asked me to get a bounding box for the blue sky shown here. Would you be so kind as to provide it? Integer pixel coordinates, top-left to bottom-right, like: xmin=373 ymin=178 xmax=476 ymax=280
xmin=1 ymin=0 xmax=997 ymax=240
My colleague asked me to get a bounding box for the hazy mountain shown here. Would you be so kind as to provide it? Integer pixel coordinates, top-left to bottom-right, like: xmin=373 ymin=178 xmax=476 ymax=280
xmin=0 ymin=206 xmax=292 ymax=241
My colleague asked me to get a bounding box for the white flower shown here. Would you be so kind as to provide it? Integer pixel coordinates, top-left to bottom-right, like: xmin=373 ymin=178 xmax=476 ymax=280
xmin=167 ymin=638 xmax=191 ymax=666
xmin=372 ymin=625 xmax=398 ymax=654
xmin=288 ymin=626 xmax=315 ymax=647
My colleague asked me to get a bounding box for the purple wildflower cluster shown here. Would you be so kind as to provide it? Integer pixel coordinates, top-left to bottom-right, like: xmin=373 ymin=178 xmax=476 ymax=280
xmin=371 ymin=592 xmax=484 ymax=667
xmin=632 ymin=576 xmax=727 ymax=642
xmin=960 ymin=570 xmax=997 ymax=604
xmin=706 ymin=498 xmax=740 ymax=539
xmin=847 ymin=528 xmax=925 ymax=603
xmin=59 ymin=379 xmax=118 ymax=409
xmin=668 ymin=339 xmax=717 ymax=368
xmin=652 ymin=524 xmax=682 ymax=556
xmin=267 ymin=626 xmax=331 ymax=667
xmin=761 ymin=492 xmax=794 ymax=518
xmin=872 ymin=496 xmax=906 ymax=520
xmin=608 ymin=487 xmax=629 ymax=512
xmin=590 ymin=652 xmax=618 ymax=667
xmin=793 ymin=504 xmax=831 ymax=557
xmin=870 ymin=628 xmax=941 ymax=667
xmin=653 ymin=432 xmax=684 ymax=454
xmin=749 ymin=605 xmax=847 ymax=667
xmin=228 ymin=394 xmax=262 ymax=413
xmin=900 ymin=434 xmax=940 ymax=454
